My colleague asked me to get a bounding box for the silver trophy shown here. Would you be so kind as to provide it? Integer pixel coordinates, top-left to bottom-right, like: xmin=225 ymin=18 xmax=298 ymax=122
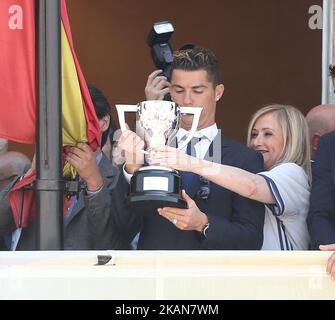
xmin=116 ymin=100 xmax=202 ymax=214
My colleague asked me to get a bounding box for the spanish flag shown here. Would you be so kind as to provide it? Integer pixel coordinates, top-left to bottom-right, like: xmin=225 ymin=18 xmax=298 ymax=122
xmin=61 ymin=0 xmax=101 ymax=178
xmin=0 ymin=0 xmax=101 ymax=228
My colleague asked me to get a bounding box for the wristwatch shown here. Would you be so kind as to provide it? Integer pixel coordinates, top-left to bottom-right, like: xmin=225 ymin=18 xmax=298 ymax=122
xmin=201 ymin=222 xmax=210 ymax=238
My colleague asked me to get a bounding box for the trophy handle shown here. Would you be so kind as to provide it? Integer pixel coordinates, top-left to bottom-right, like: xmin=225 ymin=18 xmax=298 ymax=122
xmin=178 ymin=107 xmax=203 ymax=150
xmin=115 ymin=104 xmax=138 ymax=132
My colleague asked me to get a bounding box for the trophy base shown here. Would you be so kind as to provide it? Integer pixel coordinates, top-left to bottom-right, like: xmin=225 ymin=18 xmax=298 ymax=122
xmin=125 ymin=192 xmax=187 ymax=215
xmin=126 ymin=167 xmax=187 ymax=214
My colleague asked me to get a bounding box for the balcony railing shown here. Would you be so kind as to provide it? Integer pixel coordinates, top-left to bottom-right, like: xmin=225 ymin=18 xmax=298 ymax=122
xmin=0 ymin=250 xmax=334 ymax=299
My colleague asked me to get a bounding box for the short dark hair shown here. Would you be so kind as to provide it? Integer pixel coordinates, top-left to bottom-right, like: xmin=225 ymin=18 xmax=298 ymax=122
xmin=329 ymin=64 xmax=335 ymax=79
xmin=88 ymin=85 xmax=116 ymax=147
xmin=171 ymin=46 xmax=222 ymax=87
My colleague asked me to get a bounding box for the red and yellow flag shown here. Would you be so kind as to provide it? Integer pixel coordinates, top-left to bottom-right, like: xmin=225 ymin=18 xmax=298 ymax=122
xmin=61 ymin=0 xmax=101 ymax=177
xmin=61 ymin=0 xmax=101 ymax=149
xmin=0 ymin=0 xmax=101 ymax=228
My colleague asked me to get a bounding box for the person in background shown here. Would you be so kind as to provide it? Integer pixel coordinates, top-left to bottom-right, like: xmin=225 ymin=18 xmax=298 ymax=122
xmin=0 ymin=138 xmax=31 ymax=249
xmin=0 ymin=151 xmax=31 ymax=192
xmin=101 ymin=103 xmax=118 ymax=164
xmin=305 ymin=104 xmax=335 ymax=161
xmin=308 ymin=131 xmax=335 ymax=251
xmin=150 ymin=104 xmax=311 ymax=250
xmin=307 ymin=127 xmax=335 ymax=280
xmin=0 ymin=137 xmax=31 ymax=192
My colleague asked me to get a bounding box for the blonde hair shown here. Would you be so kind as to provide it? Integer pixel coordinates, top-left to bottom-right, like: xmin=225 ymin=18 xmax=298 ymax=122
xmin=247 ymin=104 xmax=312 ymax=182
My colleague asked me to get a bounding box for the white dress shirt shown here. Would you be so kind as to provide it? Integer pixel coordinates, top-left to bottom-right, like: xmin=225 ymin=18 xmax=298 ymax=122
xmin=176 ymin=123 xmax=218 ymax=159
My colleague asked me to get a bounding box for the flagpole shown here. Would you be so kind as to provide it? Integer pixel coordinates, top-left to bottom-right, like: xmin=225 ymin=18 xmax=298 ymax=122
xmin=36 ymin=0 xmax=63 ymax=249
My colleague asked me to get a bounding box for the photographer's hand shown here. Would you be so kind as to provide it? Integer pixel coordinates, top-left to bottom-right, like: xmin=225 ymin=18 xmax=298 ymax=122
xmin=145 ymin=69 xmax=170 ymax=100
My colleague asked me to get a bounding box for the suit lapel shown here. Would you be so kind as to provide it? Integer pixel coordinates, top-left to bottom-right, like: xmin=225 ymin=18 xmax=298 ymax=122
xmin=188 ymin=133 xmax=229 ymax=198
xmin=185 ymin=136 xmax=218 ymax=199
xmin=181 ymin=171 xmax=199 ymax=198
xmin=181 ymin=133 xmax=228 ymax=198
xmin=203 ymin=132 xmax=225 ymax=162
xmin=64 ymin=194 xmax=84 ymax=227
xmin=182 ymin=136 xmax=217 ymax=199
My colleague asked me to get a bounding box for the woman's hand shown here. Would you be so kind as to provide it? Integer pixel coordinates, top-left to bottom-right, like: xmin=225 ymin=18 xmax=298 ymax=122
xmin=148 ymin=146 xmax=201 ymax=172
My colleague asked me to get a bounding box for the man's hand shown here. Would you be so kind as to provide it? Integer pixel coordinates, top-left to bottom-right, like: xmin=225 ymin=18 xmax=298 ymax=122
xmin=157 ymin=190 xmax=208 ymax=232
xmin=145 ymin=69 xmax=170 ymax=100
xmin=116 ymin=130 xmax=145 ymax=174
xmin=66 ymin=143 xmax=103 ymax=192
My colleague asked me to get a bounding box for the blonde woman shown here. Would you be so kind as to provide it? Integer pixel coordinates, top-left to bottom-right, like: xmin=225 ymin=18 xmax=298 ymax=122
xmin=150 ymin=104 xmax=311 ymax=250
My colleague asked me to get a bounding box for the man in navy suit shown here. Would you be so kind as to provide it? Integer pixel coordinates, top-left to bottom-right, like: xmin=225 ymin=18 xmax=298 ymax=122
xmin=118 ymin=46 xmax=265 ymax=249
xmin=308 ymin=131 xmax=335 ymax=249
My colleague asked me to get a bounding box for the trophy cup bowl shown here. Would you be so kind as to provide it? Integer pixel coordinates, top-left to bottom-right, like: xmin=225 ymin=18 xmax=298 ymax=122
xmin=116 ymin=100 xmax=202 ymax=214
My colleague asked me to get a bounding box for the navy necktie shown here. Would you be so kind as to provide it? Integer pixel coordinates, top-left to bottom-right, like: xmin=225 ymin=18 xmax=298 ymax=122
xmin=181 ymin=137 xmax=201 ymax=191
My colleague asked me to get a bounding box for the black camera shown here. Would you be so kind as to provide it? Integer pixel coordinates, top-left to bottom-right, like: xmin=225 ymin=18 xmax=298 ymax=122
xmin=147 ymin=21 xmax=174 ymax=80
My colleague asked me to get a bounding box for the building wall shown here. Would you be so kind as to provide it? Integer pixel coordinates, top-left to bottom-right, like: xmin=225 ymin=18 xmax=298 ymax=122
xmin=9 ymin=0 xmax=323 ymax=156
